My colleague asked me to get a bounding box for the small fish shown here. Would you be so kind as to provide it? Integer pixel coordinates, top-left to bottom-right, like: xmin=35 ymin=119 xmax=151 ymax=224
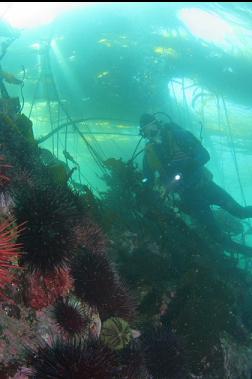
xmin=0 ymin=69 xmax=22 ymax=85
xmin=154 ymin=46 xmax=178 ymax=58
xmin=96 ymin=71 xmax=110 ymax=79
xmin=98 ymin=38 xmax=112 ymax=47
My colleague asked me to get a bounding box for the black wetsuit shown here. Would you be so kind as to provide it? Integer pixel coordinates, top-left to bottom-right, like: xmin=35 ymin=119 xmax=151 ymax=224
xmin=143 ymin=123 xmax=252 ymax=256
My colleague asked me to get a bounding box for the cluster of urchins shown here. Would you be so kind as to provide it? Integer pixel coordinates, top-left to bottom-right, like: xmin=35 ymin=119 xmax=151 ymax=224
xmin=0 ymin=114 xmax=185 ymax=379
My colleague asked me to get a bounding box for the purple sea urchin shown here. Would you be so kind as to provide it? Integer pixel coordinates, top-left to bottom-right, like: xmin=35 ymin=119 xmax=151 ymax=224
xmin=74 ymin=221 xmax=107 ymax=255
xmin=13 ymin=184 xmax=79 ymax=273
xmin=72 ymin=249 xmax=117 ymax=312
xmin=52 ymin=296 xmax=90 ymax=337
xmin=110 ymin=280 xmax=137 ymax=322
xmin=71 ymin=248 xmax=136 ymax=321
xmin=28 ymin=338 xmax=117 ymax=379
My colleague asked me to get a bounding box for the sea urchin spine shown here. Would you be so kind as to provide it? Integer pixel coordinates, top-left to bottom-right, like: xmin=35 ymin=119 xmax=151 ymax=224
xmin=71 ymin=248 xmax=136 ymax=321
xmin=27 ymin=338 xmax=117 ymax=379
xmin=0 ymin=219 xmax=23 ymax=296
xmin=52 ymin=296 xmax=90 ymax=337
xmin=0 ymin=155 xmax=12 ymax=187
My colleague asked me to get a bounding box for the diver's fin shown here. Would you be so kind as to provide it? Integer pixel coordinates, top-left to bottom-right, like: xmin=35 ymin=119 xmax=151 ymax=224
xmin=223 ymin=238 xmax=252 ymax=257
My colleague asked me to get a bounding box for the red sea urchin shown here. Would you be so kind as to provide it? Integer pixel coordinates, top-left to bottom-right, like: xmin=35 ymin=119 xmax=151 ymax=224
xmin=26 ymin=267 xmax=74 ymax=310
xmin=0 ymin=219 xmax=23 ymax=296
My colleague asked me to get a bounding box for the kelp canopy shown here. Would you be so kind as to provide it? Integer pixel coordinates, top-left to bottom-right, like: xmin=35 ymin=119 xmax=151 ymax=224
xmin=3 ymin=1 xmax=251 ymax=195
xmin=6 ymin=2 xmax=252 ymax=119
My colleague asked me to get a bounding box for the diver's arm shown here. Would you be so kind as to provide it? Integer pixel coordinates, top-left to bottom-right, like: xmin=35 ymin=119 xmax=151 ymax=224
xmin=175 ymin=130 xmax=210 ymax=170
xmin=187 ymin=131 xmax=209 ymax=164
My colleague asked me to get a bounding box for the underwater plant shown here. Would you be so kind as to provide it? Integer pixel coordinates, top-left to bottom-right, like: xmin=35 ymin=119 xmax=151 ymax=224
xmin=101 ymin=158 xmax=148 ymax=233
xmin=27 ymin=338 xmax=117 ymax=379
xmin=141 ymin=326 xmax=185 ymax=379
xmin=52 ymin=296 xmax=90 ymax=338
xmin=13 ymin=184 xmax=79 ymax=273
xmin=100 ymin=317 xmax=132 ymax=351
xmin=116 ymin=340 xmax=148 ymax=379
xmin=0 ymin=114 xmax=40 ymax=175
xmin=220 ymin=332 xmax=252 ymax=379
xmin=71 ymin=248 xmax=136 ymax=321
xmin=117 ymin=246 xmax=171 ymax=287
xmin=166 ymin=266 xmax=238 ymax=375
xmin=75 ymin=185 xmax=104 ymax=225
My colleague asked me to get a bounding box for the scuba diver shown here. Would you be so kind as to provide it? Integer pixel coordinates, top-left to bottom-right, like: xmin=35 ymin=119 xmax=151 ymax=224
xmin=139 ymin=113 xmax=252 ymax=256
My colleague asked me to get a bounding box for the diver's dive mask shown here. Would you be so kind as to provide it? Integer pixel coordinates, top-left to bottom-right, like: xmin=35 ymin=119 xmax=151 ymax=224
xmin=139 ymin=119 xmax=160 ymax=139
